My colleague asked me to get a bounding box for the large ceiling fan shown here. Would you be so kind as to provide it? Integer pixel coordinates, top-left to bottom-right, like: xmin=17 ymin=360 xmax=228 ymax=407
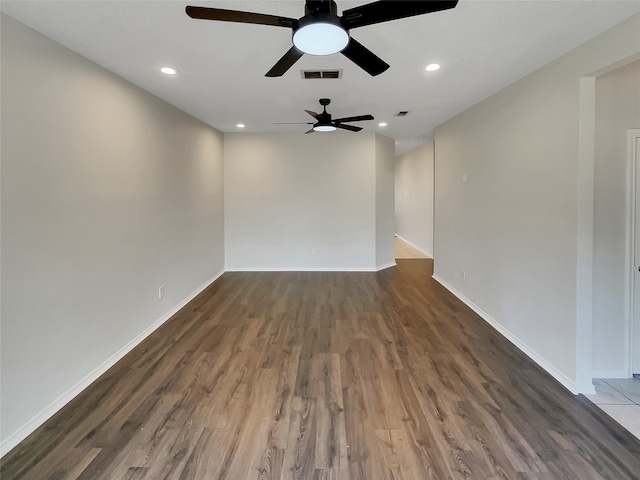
xmin=186 ymin=0 xmax=459 ymax=77
xmin=275 ymin=98 xmax=374 ymax=133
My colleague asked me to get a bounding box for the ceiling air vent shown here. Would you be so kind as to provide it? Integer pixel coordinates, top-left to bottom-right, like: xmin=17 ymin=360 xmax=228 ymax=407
xmin=301 ymin=70 xmax=343 ymax=79
xmin=395 ymin=111 xmax=410 ymax=117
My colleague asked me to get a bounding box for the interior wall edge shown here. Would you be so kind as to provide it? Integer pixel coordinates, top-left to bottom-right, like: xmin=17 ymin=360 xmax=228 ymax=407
xmin=432 ymin=274 xmax=594 ymax=395
xmin=576 ymin=75 xmax=596 ymax=390
xmin=376 ymin=261 xmax=397 ymax=272
xmin=0 ymin=269 xmax=225 ymax=458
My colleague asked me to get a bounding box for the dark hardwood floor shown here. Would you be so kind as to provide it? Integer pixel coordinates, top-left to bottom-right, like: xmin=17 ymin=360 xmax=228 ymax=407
xmin=2 ymin=259 xmax=639 ymax=479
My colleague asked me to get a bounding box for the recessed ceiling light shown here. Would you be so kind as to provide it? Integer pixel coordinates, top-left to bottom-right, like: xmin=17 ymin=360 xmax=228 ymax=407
xmin=236 ymin=123 xmax=245 ymax=128
xmin=425 ymin=63 xmax=440 ymax=72
xmin=160 ymin=66 xmax=178 ymax=75
xmin=378 ymin=122 xmax=387 ymax=127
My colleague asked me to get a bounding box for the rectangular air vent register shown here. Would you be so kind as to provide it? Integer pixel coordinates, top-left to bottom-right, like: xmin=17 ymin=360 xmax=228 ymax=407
xmin=301 ymin=70 xmax=343 ymax=79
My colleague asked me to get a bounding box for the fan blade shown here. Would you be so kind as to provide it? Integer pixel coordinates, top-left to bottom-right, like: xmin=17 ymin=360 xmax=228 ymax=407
xmin=274 ymin=122 xmax=315 ymax=125
xmin=333 ymin=114 xmax=374 ymax=123
xmin=341 ymin=1 xmax=458 ymax=29
xmin=341 ymin=38 xmax=389 ymax=76
xmin=266 ymin=47 xmax=304 ymax=77
xmin=335 ymin=123 xmax=363 ymax=132
xmin=305 ymin=110 xmax=321 ymax=120
xmin=186 ymin=6 xmax=296 ymax=28
xmin=305 ymin=128 xmax=316 ymax=134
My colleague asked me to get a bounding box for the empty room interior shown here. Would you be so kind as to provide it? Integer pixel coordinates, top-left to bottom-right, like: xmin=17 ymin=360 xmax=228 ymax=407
xmin=2 ymin=1 xmax=640 ymax=479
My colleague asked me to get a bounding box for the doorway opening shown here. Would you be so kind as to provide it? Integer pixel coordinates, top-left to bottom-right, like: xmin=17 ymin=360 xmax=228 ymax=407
xmin=627 ymin=129 xmax=640 ymax=376
xmin=394 ymin=235 xmax=429 ymax=259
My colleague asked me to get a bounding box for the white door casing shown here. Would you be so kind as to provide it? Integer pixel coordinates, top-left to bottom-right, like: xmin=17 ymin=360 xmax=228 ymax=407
xmin=629 ymin=129 xmax=640 ymax=375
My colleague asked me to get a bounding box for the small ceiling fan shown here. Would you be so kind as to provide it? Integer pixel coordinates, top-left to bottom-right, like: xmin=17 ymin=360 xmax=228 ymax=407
xmin=275 ymin=98 xmax=374 ymax=133
xmin=185 ymin=0 xmax=459 ymax=77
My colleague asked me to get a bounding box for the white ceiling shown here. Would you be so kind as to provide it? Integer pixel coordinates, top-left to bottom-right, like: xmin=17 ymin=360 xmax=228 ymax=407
xmin=2 ymin=0 xmax=639 ymax=155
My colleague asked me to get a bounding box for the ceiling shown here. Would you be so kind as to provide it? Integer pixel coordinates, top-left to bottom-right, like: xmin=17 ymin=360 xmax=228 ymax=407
xmin=2 ymin=1 xmax=639 ymax=155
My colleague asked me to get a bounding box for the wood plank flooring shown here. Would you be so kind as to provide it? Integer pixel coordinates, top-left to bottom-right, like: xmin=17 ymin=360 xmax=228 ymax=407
xmin=2 ymin=259 xmax=640 ymax=479
xmin=394 ymin=237 xmax=429 ymax=259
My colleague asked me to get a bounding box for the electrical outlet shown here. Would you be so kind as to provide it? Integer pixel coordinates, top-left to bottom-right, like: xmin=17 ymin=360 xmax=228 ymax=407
xmin=158 ymin=285 xmax=164 ymax=299
xmin=311 ymin=248 xmax=316 ymax=255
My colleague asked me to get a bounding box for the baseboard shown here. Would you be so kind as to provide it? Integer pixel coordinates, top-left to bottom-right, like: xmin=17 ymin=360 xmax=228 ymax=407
xmin=376 ymin=261 xmax=397 ymax=271
xmin=395 ymin=234 xmax=432 ymax=258
xmin=432 ymin=274 xmax=582 ymax=395
xmin=0 ymin=269 xmax=225 ymax=457
xmin=574 ymin=380 xmax=596 ymax=395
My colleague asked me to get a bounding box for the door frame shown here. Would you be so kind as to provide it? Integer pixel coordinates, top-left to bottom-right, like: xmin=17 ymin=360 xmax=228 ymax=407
xmin=626 ymin=129 xmax=640 ymax=375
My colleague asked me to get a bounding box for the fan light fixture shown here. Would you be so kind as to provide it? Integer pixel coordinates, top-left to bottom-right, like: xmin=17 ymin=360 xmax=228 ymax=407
xmin=313 ymin=124 xmax=337 ymax=132
xmin=186 ymin=1 xmax=460 ymax=77
xmin=274 ymin=99 xmax=373 ymax=134
xmin=293 ymin=22 xmax=349 ymax=56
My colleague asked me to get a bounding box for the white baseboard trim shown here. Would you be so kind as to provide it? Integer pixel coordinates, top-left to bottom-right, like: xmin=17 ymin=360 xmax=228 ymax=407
xmin=574 ymin=381 xmax=596 ymax=395
xmin=592 ymin=369 xmax=632 ymax=379
xmin=0 ymin=269 xmax=225 ymax=457
xmin=432 ymin=274 xmax=582 ymax=395
xmin=395 ymin=234 xmax=432 ymax=258
xmin=225 ymin=267 xmax=378 ymax=272
xmin=376 ymin=261 xmax=397 ymax=271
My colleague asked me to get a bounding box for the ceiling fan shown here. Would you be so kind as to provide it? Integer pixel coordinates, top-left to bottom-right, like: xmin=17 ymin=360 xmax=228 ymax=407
xmin=275 ymin=98 xmax=374 ymax=133
xmin=185 ymin=0 xmax=459 ymax=77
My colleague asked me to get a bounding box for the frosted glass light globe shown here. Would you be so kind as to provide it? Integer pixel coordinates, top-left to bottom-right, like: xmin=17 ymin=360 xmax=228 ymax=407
xmin=293 ymin=23 xmax=349 ymax=56
xmin=314 ymin=124 xmax=337 ymax=132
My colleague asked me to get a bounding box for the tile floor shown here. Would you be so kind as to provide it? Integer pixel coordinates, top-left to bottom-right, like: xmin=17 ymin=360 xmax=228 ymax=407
xmin=585 ymin=378 xmax=640 ymax=439
xmin=395 ymin=236 xmax=430 ymax=259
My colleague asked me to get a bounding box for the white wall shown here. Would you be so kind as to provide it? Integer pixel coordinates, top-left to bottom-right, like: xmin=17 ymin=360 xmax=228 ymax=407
xmin=433 ymin=14 xmax=640 ymax=393
xmin=0 ymin=14 xmax=225 ymax=453
xmin=395 ymin=142 xmax=434 ymax=257
xmin=593 ymin=60 xmax=640 ymax=377
xmin=224 ymin=132 xmax=394 ymax=271
xmin=375 ymin=134 xmax=396 ymax=269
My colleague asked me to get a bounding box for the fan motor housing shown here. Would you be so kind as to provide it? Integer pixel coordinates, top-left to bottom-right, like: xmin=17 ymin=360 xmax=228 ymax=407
xmin=304 ymin=0 xmax=339 ymax=16
xmin=294 ymin=12 xmax=346 ymax=35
